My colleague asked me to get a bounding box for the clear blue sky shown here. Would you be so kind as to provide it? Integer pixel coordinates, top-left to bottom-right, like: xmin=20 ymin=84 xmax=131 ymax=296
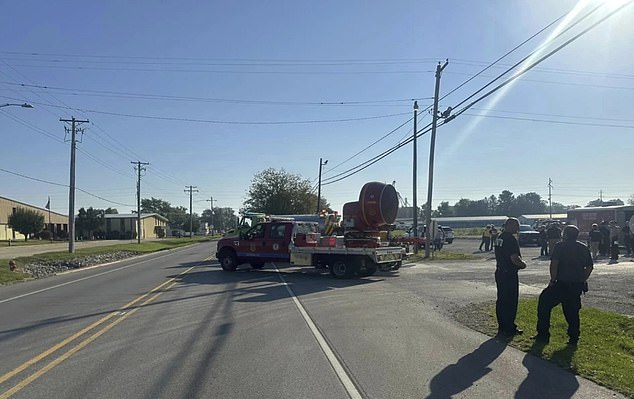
xmin=1 ymin=0 xmax=633 ymax=218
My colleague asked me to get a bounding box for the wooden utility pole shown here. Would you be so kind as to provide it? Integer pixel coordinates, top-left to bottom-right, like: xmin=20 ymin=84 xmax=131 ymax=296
xmin=548 ymin=178 xmax=553 ymax=219
xmin=206 ymin=197 xmax=216 ymax=235
xmin=425 ymin=60 xmax=448 ymax=258
xmin=60 ymin=117 xmax=89 ymax=253
xmin=412 ymin=101 xmax=419 ymax=254
xmin=185 ymin=186 xmax=199 ymax=235
xmin=132 ymin=161 xmax=149 ymax=243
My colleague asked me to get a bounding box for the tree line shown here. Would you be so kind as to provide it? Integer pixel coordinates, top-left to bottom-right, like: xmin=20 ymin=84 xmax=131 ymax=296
xmin=433 ymin=191 xmax=628 ymax=218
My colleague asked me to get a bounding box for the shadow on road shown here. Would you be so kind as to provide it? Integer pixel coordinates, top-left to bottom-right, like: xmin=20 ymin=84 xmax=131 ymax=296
xmin=515 ymin=342 xmax=579 ymax=399
xmin=425 ymin=338 xmax=507 ymax=399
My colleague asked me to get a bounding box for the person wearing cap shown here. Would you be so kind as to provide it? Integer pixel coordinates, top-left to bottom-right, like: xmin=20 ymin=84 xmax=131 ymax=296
xmin=533 ymin=225 xmax=593 ymax=345
xmin=493 ymin=217 xmax=527 ymax=337
xmin=588 ymin=223 xmax=602 ymax=260
xmin=609 ymin=220 xmax=620 ymax=245
xmin=479 ymin=225 xmax=491 ymax=252
xmin=623 ymin=221 xmax=632 ymax=256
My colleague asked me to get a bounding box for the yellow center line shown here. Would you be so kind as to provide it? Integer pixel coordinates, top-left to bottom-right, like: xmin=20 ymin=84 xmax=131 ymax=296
xmin=0 ymin=266 xmax=195 ymax=387
xmin=0 ymin=281 xmax=178 ymax=399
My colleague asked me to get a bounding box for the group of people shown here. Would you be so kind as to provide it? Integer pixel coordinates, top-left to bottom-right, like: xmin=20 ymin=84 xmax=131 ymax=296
xmin=537 ymin=222 xmax=563 ymax=257
xmin=478 ymin=224 xmax=499 ymax=252
xmin=494 ymin=217 xmax=593 ymax=346
xmin=588 ymin=220 xmax=632 ymax=261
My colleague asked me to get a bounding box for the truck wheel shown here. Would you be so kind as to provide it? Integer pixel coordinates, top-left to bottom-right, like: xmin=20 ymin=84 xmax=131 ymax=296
xmin=330 ymin=259 xmax=354 ymax=278
xmin=250 ymin=262 xmax=265 ymax=269
xmin=391 ymin=261 xmax=402 ymax=270
xmin=219 ymin=250 xmax=238 ymax=271
xmin=359 ymin=263 xmax=378 ymax=277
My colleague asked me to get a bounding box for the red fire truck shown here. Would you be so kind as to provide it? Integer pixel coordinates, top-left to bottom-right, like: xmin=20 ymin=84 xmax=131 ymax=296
xmin=215 ymin=182 xmax=406 ymax=278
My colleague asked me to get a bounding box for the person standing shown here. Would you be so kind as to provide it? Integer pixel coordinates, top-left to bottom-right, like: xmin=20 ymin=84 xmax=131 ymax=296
xmin=489 ymin=225 xmax=499 ymax=252
xmin=609 ymin=220 xmax=620 ymax=246
xmin=494 ymin=217 xmax=527 ymax=337
xmin=533 ymin=225 xmax=593 ymax=345
xmin=479 ymin=225 xmax=491 ymax=252
xmin=588 ymin=224 xmax=602 ymax=260
xmin=539 ymin=225 xmax=548 ymax=257
xmin=599 ymin=221 xmax=610 ymax=257
xmin=546 ymin=223 xmax=562 ymax=257
xmin=623 ymin=221 xmax=632 ymax=256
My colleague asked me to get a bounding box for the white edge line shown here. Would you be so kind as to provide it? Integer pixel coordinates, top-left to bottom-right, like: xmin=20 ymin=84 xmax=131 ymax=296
xmin=273 ymin=263 xmax=362 ymax=399
xmin=0 ymin=248 xmax=193 ymax=304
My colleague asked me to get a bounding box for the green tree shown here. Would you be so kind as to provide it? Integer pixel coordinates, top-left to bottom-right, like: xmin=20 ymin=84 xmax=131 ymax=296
xmin=8 ymin=207 xmax=44 ymax=241
xmin=104 ymin=207 xmax=118 ymax=214
xmin=167 ymin=206 xmax=188 ymax=229
xmin=141 ymin=197 xmax=172 ymax=216
xmin=512 ymin=192 xmax=546 ymax=216
xmin=75 ymin=207 xmax=105 ymax=239
xmin=586 ymin=198 xmax=624 ymax=207
xmin=497 ymin=190 xmax=515 ymax=216
xmin=201 ymin=207 xmax=237 ymax=232
xmin=436 ymin=201 xmax=453 ymax=217
xmin=244 ymin=168 xmax=327 ymax=214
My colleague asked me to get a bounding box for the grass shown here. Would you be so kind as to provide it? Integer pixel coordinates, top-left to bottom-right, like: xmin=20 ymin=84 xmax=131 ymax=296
xmin=474 ymin=298 xmax=634 ymax=397
xmin=0 ymin=236 xmax=211 ymax=285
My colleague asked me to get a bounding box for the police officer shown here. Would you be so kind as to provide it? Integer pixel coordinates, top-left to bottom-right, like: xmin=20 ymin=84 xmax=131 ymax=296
xmin=494 ymin=217 xmax=527 ymax=337
xmin=533 ymin=225 xmax=593 ymax=345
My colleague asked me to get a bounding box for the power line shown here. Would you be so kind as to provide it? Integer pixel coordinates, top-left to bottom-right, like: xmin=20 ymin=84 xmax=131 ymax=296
xmin=0 ymin=96 xmax=411 ymax=125
xmin=0 ymin=82 xmax=432 ymax=106
xmin=440 ymin=9 xmax=570 ymax=102
xmin=451 ymin=2 xmax=605 ymax=111
xmin=0 ymin=167 xmax=134 ymax=207
xmin=462 ymin=112 xmax=634 ymax=129
xmin=449 ymin=1 xmax=634 ymax=121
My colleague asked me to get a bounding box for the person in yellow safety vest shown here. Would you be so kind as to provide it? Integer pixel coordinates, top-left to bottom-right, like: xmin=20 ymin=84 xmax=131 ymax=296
xmin=324 ymin=214 xmax=337 ymax=236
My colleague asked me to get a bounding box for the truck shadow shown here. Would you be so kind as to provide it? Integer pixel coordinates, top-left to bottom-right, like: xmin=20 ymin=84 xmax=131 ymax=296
xmin=171 ymin=262 xmax=382 ymax=304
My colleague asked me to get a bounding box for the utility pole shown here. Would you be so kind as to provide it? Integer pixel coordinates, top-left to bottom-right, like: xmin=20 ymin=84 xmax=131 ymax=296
xmin=425 ymin=60 xmax=448 ymax=259
xmin=548 ymin=178 xmax=553 ymax=219
xmin=412 ymin=101 xmax=419 ymax=254
xmin=206 ymin=197 xmax=216 ymax=235
xmin=599 ymin=190 xmax=603 ymax=206
xmin=132 ymin=161 xmax=149 ymax=243
xmin=60 ymin=117 xmax=89 ymax=253
xmin=184 ymin=185 xmax=198 ymax=235
xmin=317 ymin=158 xmax=328 ymax=214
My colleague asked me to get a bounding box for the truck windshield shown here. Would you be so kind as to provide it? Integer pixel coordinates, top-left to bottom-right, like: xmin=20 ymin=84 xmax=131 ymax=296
xmin=294 ymin=222 xmax=319 ymax=235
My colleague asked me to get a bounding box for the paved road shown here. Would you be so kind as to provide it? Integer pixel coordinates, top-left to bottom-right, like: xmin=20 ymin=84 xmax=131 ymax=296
xmin=0 ymin=242 xmax=626 ymax=398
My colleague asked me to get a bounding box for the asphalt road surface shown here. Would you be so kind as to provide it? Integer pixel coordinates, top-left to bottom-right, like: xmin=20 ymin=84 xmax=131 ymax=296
xmin=0 ymin=241 xmax=626 ymax=399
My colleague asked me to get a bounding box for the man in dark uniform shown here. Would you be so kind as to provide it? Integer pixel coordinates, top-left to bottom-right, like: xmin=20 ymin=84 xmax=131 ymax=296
xmin=533 ymin=225 xmax=593 ymax=345
xmin=494 ymin=217 xmax=527 ymax=337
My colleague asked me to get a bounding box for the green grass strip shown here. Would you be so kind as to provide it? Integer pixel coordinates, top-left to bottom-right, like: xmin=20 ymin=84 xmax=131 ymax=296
xmin=476 ymin=299 xmax=634 ymax=397
xmin=0 ymin=237 xmax=211 ymax=285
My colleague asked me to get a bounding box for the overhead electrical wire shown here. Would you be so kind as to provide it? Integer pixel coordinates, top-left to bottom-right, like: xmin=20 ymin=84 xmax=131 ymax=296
xmin=0 ymin=96 xmax=411 ymax=125
xmin=449 ymin=1 xmax=634 ymax=120
xmin=0 ymin=167 xmax=135 ymax=207
xmin=322 ymin=2 xmax=632 ymax=185
xmin=440 ymin=9 xmax=569 ymax=102
xmin=450 ymin=2 xmax=606 ymax=111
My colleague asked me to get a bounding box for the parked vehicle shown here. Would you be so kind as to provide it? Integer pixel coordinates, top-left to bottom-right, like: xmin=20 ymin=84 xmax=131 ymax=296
xmin=518 ymin=224 xmax=540 ymax=246
xmin=215 ymin=182 xmax=406 ymax=278
xmin=441 ymin=226 xmax=454 ymax=244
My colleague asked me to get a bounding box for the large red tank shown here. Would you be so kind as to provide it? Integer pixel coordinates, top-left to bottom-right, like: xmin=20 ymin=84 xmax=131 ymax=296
xmin=343 ymin=182 xmax=399 ymax=232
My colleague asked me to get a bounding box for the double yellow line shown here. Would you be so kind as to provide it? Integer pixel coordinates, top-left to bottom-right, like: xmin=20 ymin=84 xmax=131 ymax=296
xmin=0 ymin=265 xmax=198 ymax=399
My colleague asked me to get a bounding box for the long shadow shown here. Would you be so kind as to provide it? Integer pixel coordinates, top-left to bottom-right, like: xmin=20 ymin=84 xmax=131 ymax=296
xmin=0 ymin=262 xmax=379 ymax=339
xmin=515 ymin=342 xmax=579 ymax=399
xmin=426 ymin=338 xmax=507 ymax=399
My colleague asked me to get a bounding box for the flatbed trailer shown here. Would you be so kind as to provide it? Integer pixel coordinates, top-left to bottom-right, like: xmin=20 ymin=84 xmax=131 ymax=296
xmin=215 ymin=220 xmax=404 ymax=278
